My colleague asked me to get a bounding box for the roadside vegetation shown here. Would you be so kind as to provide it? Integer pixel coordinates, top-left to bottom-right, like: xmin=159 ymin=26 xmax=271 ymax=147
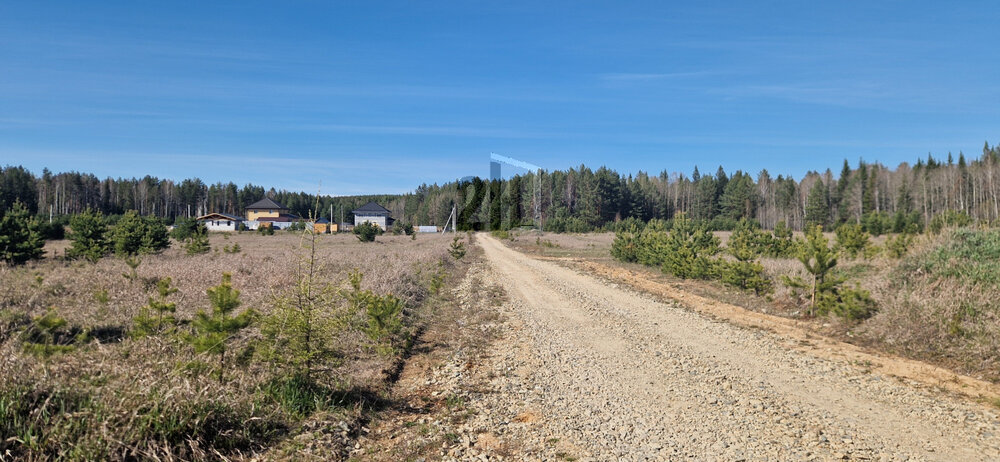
xmin=0 ymin=226 xmax=464 ymax=460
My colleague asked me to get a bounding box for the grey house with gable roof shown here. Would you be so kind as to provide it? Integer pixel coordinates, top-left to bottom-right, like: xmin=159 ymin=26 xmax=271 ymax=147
xmin=352 ymin=201 xmax=394 ymax=230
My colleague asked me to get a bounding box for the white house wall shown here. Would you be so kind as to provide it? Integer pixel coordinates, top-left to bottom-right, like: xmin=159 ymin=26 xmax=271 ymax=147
xmin=355 ymin=215 xmax=388 ymax=229
xmin=202 ymin=220 xmax=240 ymax=232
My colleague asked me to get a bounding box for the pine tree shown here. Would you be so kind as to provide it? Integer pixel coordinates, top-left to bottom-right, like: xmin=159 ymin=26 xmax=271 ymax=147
xmin=834 ymin=223 xmax=870 ymax=258
xmin=111 ymin=210 xmax=147 ymax=256
xmin=132 ymin=277 xmax=179 ymax=337
xmin=662 ymin=213 xmax=721 ymax=279
xmin=797 ymin=225 xmax=839 ymax=316
xmin=188 ymin=273 xmax=256 ymax=383
xmin=0 ymin=200 xmax=45 ymax=265
xmin=183 ymin=223 xmax=211 ymax=254
xmin=719 ymin=172 xmax=758 ymax=221
xmin=67 ymin=208 xmax=108 ymax=262
xmin=721 ymin=220 xmax=773 ymax=295
xmin=805 ymin=181 xmax=829 ymax=229
xmin=262 ymin=225 xmax=343 ymax=378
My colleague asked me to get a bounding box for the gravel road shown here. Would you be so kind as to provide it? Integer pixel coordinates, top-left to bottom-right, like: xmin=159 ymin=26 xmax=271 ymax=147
xmin=470 ymin=234 xmax=1000 ymax=461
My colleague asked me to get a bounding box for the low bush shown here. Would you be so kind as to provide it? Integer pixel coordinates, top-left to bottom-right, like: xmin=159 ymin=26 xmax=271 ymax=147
xmin=490 ymin=229 xmax=511 ymax=240
xmin=67 ymin=209 xmax=108 ymax=262
xmin=885 ymin=232 xmax=914 ymax=258
xmin=132 ymin=277 xmax=179 ymax=337
xmin=661 ymin=214 xmax=721 ymax=280
xmin=448 ymin=235 xmax=466 ymax=259
xmin=0 ymin=200 xmax=45 ymax=265
xmin=610 ymin=221 xmax=640 ymax=262
xmin=834 ymin=223 xmax=870 ymax=258
xmin=928 ymin=210 xmax=973 ymax=234
xmin=354 ymin=222 xmax=381 ymax=242
xmin=110 ymin=210 xmax=170 ymax=256
xmin=186 ymin=273 xmax=256 ymax=383
xmin=915 ymin=228 xmax=1000 ymax=286
xmin=183 ymin=224 xmax=211 ymax=255
xmin=170 ymin=217 xmax=200 ymax=241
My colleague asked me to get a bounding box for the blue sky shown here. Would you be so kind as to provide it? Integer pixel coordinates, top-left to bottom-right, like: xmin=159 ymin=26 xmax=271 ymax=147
xmin=2 ymin=1 xmax=998 ymax=195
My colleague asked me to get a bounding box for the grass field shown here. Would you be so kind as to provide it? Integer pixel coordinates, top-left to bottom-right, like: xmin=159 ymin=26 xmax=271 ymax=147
xmin=0 ymin=231 xmax=467 ymax=460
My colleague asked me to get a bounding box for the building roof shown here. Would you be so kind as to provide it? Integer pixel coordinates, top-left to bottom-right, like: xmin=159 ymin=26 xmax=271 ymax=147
xmin=314 ymin=217 xmax=330 ymax=224
xmin=246 ymin=197 xmax=288 ymax=210
xmin=196 ymin=213 xmax=244 ymax=221
xmin=351 ymin=201 xmax=392 ymax=215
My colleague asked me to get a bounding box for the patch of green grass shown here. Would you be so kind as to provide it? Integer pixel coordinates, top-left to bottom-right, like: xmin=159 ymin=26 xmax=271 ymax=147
xmin=914 ymin=228 xmax=1000 ymax=287
xmin=445 ymin=394 xmax=465 ymax=410
xmin=491 ymin=230 xmax=511 ymax=240
xmin=833 ymin=262 xmax=874 ymax=280
xmin=260 ymin=372 xmax=339 ymax=418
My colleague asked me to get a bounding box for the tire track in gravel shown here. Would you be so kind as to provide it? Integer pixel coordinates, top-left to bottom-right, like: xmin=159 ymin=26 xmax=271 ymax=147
xmin=478 ymin=234 xmax=1000 ymax=461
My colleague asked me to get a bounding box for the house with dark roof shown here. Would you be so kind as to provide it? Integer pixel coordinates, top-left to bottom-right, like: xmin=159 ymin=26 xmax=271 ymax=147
xmin=196 ymin=212 xmax=244 ymax=232
xmin=352 ymin=201 xmax=394 ymax=230
xmin=244 ymin=198 xmax=300 ymax=230
xmin=245 ymin=197 xmax=291 ymax=221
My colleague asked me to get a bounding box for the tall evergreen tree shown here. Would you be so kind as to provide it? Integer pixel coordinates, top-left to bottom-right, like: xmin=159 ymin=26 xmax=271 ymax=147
xmin=805 ymin=180 xmax=829 ymax=229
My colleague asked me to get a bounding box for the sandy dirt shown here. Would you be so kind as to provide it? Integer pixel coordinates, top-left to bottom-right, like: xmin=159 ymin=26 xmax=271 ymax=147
xmin=462 ymin=234 xmax=1000 ymax=461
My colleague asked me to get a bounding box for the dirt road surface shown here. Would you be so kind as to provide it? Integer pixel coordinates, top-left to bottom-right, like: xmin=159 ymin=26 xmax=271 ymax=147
xmin=472 ymin=234 xmax=1000 ymax=461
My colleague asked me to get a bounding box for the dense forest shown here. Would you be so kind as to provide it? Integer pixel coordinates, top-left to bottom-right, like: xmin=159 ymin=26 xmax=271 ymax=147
xmin=3 ymin=141 xmax=1000 ymax=232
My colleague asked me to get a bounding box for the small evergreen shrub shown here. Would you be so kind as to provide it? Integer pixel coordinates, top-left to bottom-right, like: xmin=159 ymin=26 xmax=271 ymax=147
xmin=0 ymin=200 xmax=45 ymax=265
xmin=722 ymin=220 xmax=773 ymax=295
xmin=796 ymin=225 xmax=839 ymax=316
xmin=661 ymin=214 xmax=721 ymax=280
xmin=183 ymin=224 xmax=211 ymax=255
xmin=448 ymin=235 xmax=466 ymax=259
xmin=67 ymin=209 xmax=108 ymax=262
xmin=21 ymin=308 xmax=77 ymax=359
xmin=187 ymin=273 xmax=256 ymax=383
xmin=170 ymin=217 xmax=200 ymax=241
xmin=610 ymin=222 xmax=641 ymax=262
xmin=132 ymin=277 xmax=179 ymax=337
xmin=885 ymin=233 xmax=914 ymax=258
xmin=110 ymin=210 xmax=169 ymax=256
xmin=835 ymin=223 xmax=870 ymax=258
xmin=354 ymin=222 xmax=380 ymax=242
xmin=928 ymin=210 xmax=973 ymax=234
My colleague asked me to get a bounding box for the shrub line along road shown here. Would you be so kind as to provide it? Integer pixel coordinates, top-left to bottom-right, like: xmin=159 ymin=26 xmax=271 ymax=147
xmin=476 ymin=234 xmax=1000 ymax=461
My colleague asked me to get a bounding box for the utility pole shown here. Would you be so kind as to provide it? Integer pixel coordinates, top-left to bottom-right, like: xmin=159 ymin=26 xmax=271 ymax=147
xmin=442 ymin=205 xmax=457 ymax=233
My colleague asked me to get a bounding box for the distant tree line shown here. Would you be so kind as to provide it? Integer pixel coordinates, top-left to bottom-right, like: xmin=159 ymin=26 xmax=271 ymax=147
xmin=3 ymin=141 xmax=1000 ymax=232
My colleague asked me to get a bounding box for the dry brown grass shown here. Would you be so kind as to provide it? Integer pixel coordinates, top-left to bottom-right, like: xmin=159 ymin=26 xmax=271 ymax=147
xmin=0 ymin=231 xmax=463 ymax=461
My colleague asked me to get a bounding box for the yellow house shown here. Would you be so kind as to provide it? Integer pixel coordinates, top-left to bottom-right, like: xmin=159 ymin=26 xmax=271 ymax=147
xmin=245 ymin=197 xmax=290 ymax=222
